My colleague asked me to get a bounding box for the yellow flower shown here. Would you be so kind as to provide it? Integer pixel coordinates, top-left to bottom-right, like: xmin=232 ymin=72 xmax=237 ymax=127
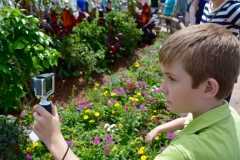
xmin=94 ymin=87 xmax=98 ymax=90
xmin=134 ymin=98 xmax=139 ymax=102
xmin=153 ymin=110 xmax=157 ymax=113
xmin=138 ymin=147 xmax=144 ymax=154
xmin=118 ymin=123 xmax=123 ymax=130
xmin=112 ymin=146 xmax=117 ymax=151
xmin=155 ymin=136 xmax=159 ymax=140
xmin=72 ymin=85 xmax=76 ymax=88
xmin=103 ymin=91 xmax=108 ymax=96
xmin=136 ymin=92 xmax=141 ymax=96
xmin=135 ymin=62 xmax=140 ymax=68
xmin=83 ymin=115 xmax=89 ymax=120
xmin=26 ymin=147 xmax=32 ymax=152
xmin=151 ymin=115 xmax=157 ymax=120
xmin=89 ymin=120 xmax=95 ymax=123
xmin=112 ymin=110 xmax=115 ymax=114
xmin=36 ymin=96 xmax=40 ymax=100
xmin=28 ymin=115 xmax=32 ymax=119
xmin=111 ymin=92 xmax=116 ymax=96
xmin=85 ymin=109 xmax=90 ymax=113
xmin=129 ymin=97 xmax=134 ymax=101
xmin=33 ymin=142 xmax=39 ymax=148
xmin=95 ymin=83 xmax=100 ymax=87
xmin=119 ymin=117 xmax=123 ymax=121
xmin=114 ymin=102 xmax=120 ymax=107
xmin=94 ymin=112 xmax=100 ymax=117
xmin=49 ymin=153 xmax=53 ymax=157
xmin=142 ymin=98 xmax=145 ymax=100
xmin=141 ymin=155 xmax=147 ymax=160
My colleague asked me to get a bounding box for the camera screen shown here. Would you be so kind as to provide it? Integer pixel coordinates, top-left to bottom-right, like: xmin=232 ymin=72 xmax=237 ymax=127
xmin=45 ymin=77 xmax=52 ymax=94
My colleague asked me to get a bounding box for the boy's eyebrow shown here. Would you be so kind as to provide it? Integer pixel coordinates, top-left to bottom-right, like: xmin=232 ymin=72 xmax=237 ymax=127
xmin=163 ymin=72 xmax=176 ymax=76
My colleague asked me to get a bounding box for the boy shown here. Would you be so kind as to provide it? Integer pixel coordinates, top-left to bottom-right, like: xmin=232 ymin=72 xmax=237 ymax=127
xmin=32 ymin=23 xmax=240 ymax=159
xmin=146 ymin=23 xmax=240 ymax=159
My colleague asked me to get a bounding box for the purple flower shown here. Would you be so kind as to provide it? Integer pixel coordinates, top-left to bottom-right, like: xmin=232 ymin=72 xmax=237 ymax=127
xmin=160 ymin=147 xmax=165 ymax=152
xmin=105 ymin=134 xmax=111 ymax=139
xmin=59 ymin=117 xmax=64 ymax=121
xmin=132 ymin=101 xmax=138 ymax=106
xmin=94 ymin=137 xmax=101 ymax=145
xmin=78 ymin=105 xmax=85 ymax=109
xmin=153 ymin=73 xmax=158 ymax=77
xmin=28 ymin=126 xmax=32 ymax=130
xmin=20 ymin=112 xmax=24 ymax=117
xmin=26 ymin=153 xmax=32 ymax=160
xmin=140 ymin=104 xmax=146 ymax=111
xmin=90 ymin=137 xmax=94 ymax=141
xmin=120 ymin=67 xmax=125 ymax=71
xmin=69 ymin=134 xmax=72 ymax=138
xmin=166 ymin=132 xmax=176 ymax=139
xmin=78 ymin=100 xmax=85 ymax=105
xmin=66 ymin=140 xmax=73 ymax=146
xmin=138 ymin=81 xmax=147 ymax=87
xmin=85 ymin=103 xmax=92 ymax=108
xmin=168 ymin=118 xmax=174 ymax=122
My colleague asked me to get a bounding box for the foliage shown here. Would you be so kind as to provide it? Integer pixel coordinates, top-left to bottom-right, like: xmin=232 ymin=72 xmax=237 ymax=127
xmin=0 ymin=115 xmax=28 ymax=159
xmin=0 ymin=7 xmax=61 ymax=113
xmin=105 ymin=11 xmax=143 ymax=55
xmin=15 ymin=37 xmax=180 ymax=159
xmin=59 ymin=19 xmax=108 ymax=78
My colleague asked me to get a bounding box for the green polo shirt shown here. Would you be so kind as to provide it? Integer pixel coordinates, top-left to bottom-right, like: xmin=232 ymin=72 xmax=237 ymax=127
xmin=155 ymin=101 xmax=240 ymax=160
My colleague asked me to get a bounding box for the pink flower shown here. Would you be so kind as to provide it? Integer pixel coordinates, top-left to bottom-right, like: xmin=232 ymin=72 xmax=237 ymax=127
xmin=124 ymin=106 xmax=129 ymax=112
xmin=26 ymin=153 xmax=32 ymax=160
xmin=104 ymin=146 xmax=110 ymax=154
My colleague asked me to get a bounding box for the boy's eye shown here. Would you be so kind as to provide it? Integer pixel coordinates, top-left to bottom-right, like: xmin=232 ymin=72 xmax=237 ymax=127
xmin=169 ymin=76 xmax=175 ymax=81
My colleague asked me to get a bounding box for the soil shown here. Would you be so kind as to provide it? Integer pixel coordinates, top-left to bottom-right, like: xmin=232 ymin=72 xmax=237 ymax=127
xmin=50 ymin=49 xmax=145 ymax=108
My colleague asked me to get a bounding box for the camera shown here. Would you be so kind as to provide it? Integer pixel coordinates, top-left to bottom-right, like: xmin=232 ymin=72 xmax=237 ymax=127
xmin=32 ymin=73 xmax=55 ymax=98
xmin=31 ymin=73 xmax=55 ymax=114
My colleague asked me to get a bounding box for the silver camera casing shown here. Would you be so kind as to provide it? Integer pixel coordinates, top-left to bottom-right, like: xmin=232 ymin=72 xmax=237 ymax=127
xmin=32 ymin=73 xmax=55 ymax=98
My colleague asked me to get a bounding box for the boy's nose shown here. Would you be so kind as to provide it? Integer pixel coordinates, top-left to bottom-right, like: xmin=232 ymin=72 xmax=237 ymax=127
xmin=159 ymin=80 xmax=168 ymax=95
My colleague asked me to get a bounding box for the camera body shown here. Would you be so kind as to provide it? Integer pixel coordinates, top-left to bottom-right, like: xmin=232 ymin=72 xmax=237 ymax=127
xmin=31 ymin=73 xmax=55 ymax=114
xmin=32 ymin=73 xmax=55 ymax=98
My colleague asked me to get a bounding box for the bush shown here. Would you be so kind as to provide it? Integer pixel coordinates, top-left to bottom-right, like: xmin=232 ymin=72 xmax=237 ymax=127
xmin=105 ymin=11 xmax=143 ymax=55
xmin=0 ymin=7 xmax=61 ymax=113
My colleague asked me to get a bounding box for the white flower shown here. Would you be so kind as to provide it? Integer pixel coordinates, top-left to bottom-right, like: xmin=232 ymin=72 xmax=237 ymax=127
xmin=104 ymin=123 xmax=110 ymax=129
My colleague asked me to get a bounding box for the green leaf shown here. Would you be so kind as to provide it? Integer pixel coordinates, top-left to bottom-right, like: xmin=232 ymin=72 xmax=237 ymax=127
xmin=0 ymin=64 xmax=11 ymax=74
xmin=14 ymin=38 xmax=25 ymax=49
xmin=32 ymin=56 xmax=40 ymax=68
xmin=8 ymin=42 xmax=14 ymax=54
xmin=42 ymin=60 xmax=49 ymax=68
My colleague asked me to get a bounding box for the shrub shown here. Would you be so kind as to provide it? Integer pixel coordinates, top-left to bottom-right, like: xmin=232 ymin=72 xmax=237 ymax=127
xmin=0 ymin=7 xmax=61 ymax=113
xmin=105 ymin=11 xmax=143 ymax=55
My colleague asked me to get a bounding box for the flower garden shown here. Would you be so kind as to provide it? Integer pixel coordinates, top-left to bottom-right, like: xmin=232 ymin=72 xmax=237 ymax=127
xmin=0 ymin=1 xmax=179 ymax=159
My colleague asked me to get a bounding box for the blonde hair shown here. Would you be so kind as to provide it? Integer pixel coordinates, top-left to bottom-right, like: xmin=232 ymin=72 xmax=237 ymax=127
xmin=159 ymin=23 xmax=240 ymax=99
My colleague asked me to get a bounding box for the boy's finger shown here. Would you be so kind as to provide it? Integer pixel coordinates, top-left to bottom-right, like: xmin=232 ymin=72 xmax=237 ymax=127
xmin=34 ymin=104 xmax=52 ymax=117
xmin=51 ymin=103 xmax=59 ymax=118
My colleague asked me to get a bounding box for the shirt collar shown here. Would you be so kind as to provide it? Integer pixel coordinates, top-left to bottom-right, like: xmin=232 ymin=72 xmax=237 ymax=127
xmin=177 ymin=101 xmax=230 ymax=136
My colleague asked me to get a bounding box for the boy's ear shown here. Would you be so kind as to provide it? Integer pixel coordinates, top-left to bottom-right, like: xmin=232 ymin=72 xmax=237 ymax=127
xmin=203 ymin=78 xmax=219 ymax=98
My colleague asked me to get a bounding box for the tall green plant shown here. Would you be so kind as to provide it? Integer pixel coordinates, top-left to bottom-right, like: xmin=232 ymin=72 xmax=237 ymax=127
xmin=0 ymin=7 xmax=61 ymax=113
xmin=105 ymin=11 xmax=143 ymax=55
xmin=60 ymin=19 xmax=108 ymax=78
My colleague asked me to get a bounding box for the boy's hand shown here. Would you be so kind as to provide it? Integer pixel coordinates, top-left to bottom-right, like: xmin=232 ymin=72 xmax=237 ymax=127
xmin=146 ymin=127 xmax=160 ymax=146
xmin=32 ymin=104 xmax=63 ymax=149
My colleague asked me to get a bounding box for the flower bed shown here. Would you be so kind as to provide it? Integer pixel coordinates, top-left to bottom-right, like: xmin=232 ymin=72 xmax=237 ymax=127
xmin=1 ymin=38 xmax=179 ymax=159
